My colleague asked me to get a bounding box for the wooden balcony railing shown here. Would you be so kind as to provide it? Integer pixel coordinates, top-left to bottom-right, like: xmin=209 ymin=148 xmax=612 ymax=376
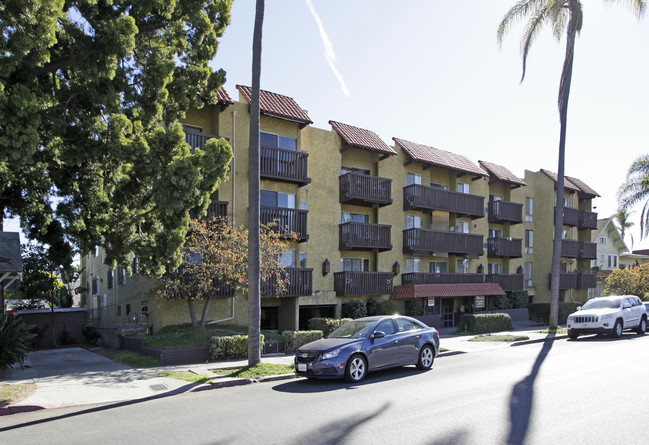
xmin=401 ymin=272 xmax=484 ymax=285
xmin=580 ymin=242 xmax=597 ymax=260
xmin=184 ymin=129 xmax=224 ymax=151
xmin=487 ymin=237 xmax=522 ymax=258
xmin=206 ymin=201 xmax=228 ymax=220
xmin=550 ymin=272 xmax=596 ymax=290
xmin=561 ymin=239 xmax=580 ymax=258
xmin=403 ymin=184 xmax=485 ymax=219
xmin=403 ymin=228 xmax=484 ymax=256
xmin=558 ymin=206 xmax=579 ymax=227
xmin=561 ymin=240 xmax=597 ymax=259
xmin=485 ymin=274 xmax=524 ymax=292
xmin=488 ymin=200 xmax=523 ymax=225
xmin=333 ymin=271 xmax=393 ymax=296
xmin=577 ymin=272 xmax=596 ymax=289
xmin=578 ymin=210 xmax=598 ymax=230
xmin=339 ymin=222 xmax=392 ymax=251
xmin=262 ymin=268 xmax=313 ymax=298
xmin=551 ymin=273 xmax=578 ymax=290
xmin=260 ymin=206 xmax=309 ymax=242
xmin=339 ymin=173 xmax=392 ymax=207
xmin=260 ymin=146 xmax=310 ymax=186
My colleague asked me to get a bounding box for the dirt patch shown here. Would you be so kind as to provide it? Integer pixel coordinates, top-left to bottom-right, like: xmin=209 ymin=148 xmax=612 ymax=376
xmin=0 ymin=383 xmax=36 ymax=407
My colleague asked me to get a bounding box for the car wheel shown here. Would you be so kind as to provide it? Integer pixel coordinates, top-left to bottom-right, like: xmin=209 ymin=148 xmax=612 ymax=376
xmin=568 ymin=330 xmax=579 ymax=340
xmin=611 ymin=320 xmax=623 ymax=338
xmin=416 ymin=344 xmax=435 ymax=370
xmin=344 ymin=354 xmax=367 ymax=383
xmin=636 ymin=317 xmax=647 ymax=335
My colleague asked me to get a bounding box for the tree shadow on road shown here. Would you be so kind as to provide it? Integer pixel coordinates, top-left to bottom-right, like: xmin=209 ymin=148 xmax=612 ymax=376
xmin=507 ymin=335 xmax=554 ymax=445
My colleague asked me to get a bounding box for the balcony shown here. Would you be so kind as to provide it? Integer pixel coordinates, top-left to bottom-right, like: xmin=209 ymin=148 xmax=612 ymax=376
xmin=551 ymin=272 xmax=597 ymax=290
xmin=184 ymin=129 xmax=224 ymax=151
xmin=403 ymin=184 xmax=484 ymax=219
xmin=333 ymin=271 xmax=393 ymax=297
xmin=339 ymin=222 xmax=392 ymax=251
xmin=339 ymin=173 xmax=392 ymax=207
xmin=487 ymin=237 xmax=522 ymax=258
xmin=488 ymin=200 xmax=523 ymax=225
xmin=401 ymin=272 xmax=484 ymax=285
xmin=558 ymin=206 xmax=579 ymax=227
xmin=206 ymin=201 xmax=228 ymax=220
xmin=262 ymin=268 xmax=313 ymax=298
xmin=403 ymin=228 xmax=484 ymax=256
xmin=561 ymin=240 xmax=580 ymax=258
xmin=577 ymin=272 xmax=596 ymax=289
xmin=485 ymin=274 xmax=524 ymax=292
xmin=260 ymin=146 xmax=310 ymax=186
xmin=580 ymin=242 xmax=597 ymax=259
xmin=260 ymin=206 xmax=309 ymax=242
xmin=578 ymin=210 xmax=598 ymax=230
xmin=561 ymin=240 xmax=597 ymax=259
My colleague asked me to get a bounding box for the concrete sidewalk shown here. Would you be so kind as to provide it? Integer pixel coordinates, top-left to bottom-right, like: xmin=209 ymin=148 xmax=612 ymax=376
xmin=1 ymin=320 xmax=562 ymax=415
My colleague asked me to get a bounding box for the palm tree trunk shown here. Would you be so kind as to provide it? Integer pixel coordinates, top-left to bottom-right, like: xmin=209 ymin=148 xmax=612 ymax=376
xmin=550 ymin=1 xmax=579 ymax=328
xmin=248 ymin=0 xmax=265 ymax=365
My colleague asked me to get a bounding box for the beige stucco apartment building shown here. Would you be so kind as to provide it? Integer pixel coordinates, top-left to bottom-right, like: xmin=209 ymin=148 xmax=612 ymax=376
xmin=81 ymin=86 xmax=599 ymax=332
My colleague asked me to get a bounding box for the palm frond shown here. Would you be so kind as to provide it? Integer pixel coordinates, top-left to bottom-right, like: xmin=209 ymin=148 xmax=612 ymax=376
xmin=604 ymin=0 xmax=647 ymax=17
xmin=497 ymin=0 xmax=545 ymax=45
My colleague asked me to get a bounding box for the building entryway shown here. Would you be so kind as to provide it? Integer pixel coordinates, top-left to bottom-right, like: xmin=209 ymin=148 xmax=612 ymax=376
xmin=299 ymin=305 xmax=336 ymax=331
xmin=442 ymin=299 xmax=455 ymax=328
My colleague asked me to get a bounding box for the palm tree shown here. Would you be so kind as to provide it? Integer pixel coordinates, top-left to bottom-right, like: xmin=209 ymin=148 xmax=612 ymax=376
xmin=613 ymin=206 xmax=635 ymax=248
xmin=619 ymin=154 xmax=649 ymax=241
xmin=498 ymin=0 xmax=645 ymax=328
xmin=247 ymin=0 xmax=265 ymax=365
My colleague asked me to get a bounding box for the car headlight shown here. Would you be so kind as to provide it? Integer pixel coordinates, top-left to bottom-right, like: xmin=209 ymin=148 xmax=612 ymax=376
xmin=321 ymin=349 xmax=340 ymax=360
xmin=601 ymin=314 xmax=614 ymax=320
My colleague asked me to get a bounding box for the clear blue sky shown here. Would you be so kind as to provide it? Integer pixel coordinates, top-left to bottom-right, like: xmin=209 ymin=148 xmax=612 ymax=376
xmin=212 ymin=0 xmax=649 ymax=249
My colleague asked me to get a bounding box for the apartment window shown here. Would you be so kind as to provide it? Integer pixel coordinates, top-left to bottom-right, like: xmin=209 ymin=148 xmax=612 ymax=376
xmin=342 ymin=212 xmax=369 ymax=223
xmin=132 ymin=257 xmax=139 ymax=275
xmin=260 ymin=131 xmax=297 ymax=151
xmin=261 ymin=190 xmax=296 ymax=209
xmin=92 ymin=277 xmax=99 ymax=295
xmin=599 ymin=253 xmax=606 ymax=267
xmin=279 ymin=250 xmax=296 ymax=268
xmin=488 ymin=263 xmax=502 ymax=275
xmin=491 ymin=195 xmax=502 ymax=202
xmin=406 ymin=214 xmax=421 ymax=229
xmin=599 ymin=236 xmax=607 ymax=245
xmin=430 ymin=182 xmax=447 ymax=190
xmin=407 ymin=173 xmax=421 ymax=186
xmin=126 ymin=304 xmax=131 ymax=316
xmin=341 ymin=258 xmax=370 ymax=272
xmin=299 ymin=252 xmax=307 ymax=268
xmin=341 ymin=166 xmax=370 ymax=176
xmin=457 ymin=259 xmax=469 ymax=274
xmin=300 ymin=201 xmax=307 ymax=210
xmin=489 ymin=229 xmax=502 ymax=238
xmin=525 ymin=197 xmax=534 ymax=222
xmin=117 ymin=267 xmax=126 ymax=285
xmin=107 ymin=269 xmax=114 ymax=289
xmin=525 ymin=230 xmax=534 ymax=254
xmin=456 ymin=221 xmax=470 ymax=234
xmin=406 ymin=257 xmax=421 ymax=273
xmin=430 ymin=262 xmax=448 ymax=274
xmin=457 ymin=183 xmax=470 ymax=194
xmin=524 ymin=262 xmax=533 ymax=287
xmin=613 ymin=255 xmax=618 ymax=268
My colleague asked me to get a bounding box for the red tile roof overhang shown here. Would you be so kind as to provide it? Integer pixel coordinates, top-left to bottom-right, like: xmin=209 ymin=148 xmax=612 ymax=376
xmin=237 ymin=85 xmax=313 ymax=127
xmin=329 ymin=120 xmax=396 ymax=157
xmin=390 ymin=283 xmax=506 ymax=300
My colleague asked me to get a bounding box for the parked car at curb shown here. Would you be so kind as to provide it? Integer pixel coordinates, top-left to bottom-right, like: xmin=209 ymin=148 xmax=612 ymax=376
xmin=567 ymin=295 xmax=647 ymax=340
xmin=294 ymin=315 xmax=439 ymax=383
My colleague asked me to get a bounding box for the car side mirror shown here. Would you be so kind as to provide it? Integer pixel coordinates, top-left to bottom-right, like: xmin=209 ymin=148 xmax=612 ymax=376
xmin=623 ymin=303 xmax=632 ymax=309
xmin=372 ymin=331 xmax=386 ymax=339
xmin=576 ymin=306 xmax=581 ymax=311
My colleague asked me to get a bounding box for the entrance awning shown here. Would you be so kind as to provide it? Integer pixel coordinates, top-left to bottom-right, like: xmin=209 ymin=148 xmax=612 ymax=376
xmin=390 ymin=283 xmax=505 ymax=300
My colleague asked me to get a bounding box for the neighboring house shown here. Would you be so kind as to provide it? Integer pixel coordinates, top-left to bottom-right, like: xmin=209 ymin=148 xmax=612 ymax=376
xmin=590 ymin=218 xmax=630 ymax=298
xmin=620 ymin=249 xmax=649 ymax=268
xmin=81 ymin=85 xmax=600 ymax=332
xmin=0 ymin=232 xmax=22 ymax=314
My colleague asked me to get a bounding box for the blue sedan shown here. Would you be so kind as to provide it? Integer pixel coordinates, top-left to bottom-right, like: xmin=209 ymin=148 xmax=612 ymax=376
xmin=294 ymin=315 xmax=440 ymax=383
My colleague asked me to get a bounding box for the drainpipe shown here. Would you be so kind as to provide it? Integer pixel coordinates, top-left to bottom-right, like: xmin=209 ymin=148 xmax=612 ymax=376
xmin=231 ymin=110 xmax=237 ymax=224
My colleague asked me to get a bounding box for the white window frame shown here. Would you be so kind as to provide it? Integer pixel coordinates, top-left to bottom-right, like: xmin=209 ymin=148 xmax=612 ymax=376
xmin=407 ymin=172 xmax=421 ymax=186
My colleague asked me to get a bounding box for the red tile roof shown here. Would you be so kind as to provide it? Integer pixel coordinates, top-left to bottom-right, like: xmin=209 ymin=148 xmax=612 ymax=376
xmin=479 ymin=161 xmax=526 ymax=187
xmin=217 ymin=87 xmax=234 ymax=106
xmin=236 ymin=85 xmax=313 ymax=126
xmin=329 ymin=121 xmax=396 ymax=156
xmin=393 ymin=138 xmax=487 ymax=178
xmin=540 ymin=169 xmax=600 ymax=197
xmin=390 ymin=283 xmax=505 ymax=300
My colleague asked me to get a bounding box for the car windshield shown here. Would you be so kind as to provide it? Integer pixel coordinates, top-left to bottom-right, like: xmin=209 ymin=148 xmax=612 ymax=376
xmin=581 ymin=298 xmax=621 ymax=310
xmin=328 ymin=321 xmax=376 ymax=339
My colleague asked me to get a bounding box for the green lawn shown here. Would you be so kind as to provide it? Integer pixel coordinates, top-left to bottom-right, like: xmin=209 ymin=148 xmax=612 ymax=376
xmin=468 ymin=334 xmax=530 ymax=343
xmin=156 ymin=371 xmax=213 ymax=384
xmin=108 ymin=350 xmax=162 ymax=368
xmin=211 ymin=363 xmax=294 ymax=379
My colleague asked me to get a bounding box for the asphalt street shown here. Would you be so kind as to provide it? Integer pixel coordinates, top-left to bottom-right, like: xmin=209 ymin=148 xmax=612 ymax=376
xmin=2 ymin=333 xmax=648 ymax=444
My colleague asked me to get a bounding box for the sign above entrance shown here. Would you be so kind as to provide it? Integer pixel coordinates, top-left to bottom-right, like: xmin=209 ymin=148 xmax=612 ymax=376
xmin=475 ymin=296 xmax=485 ymax=309
xmin=427 ymin=298 xmax=435 ymax=307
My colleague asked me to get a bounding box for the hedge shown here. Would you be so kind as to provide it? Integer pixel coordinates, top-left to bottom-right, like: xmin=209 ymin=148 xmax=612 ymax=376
xmin=282 ymin=330 xmax=323 ymax=354
xmin=528 ymin=303 xmax=580 ymax=325
xmin=307 ymin=318 xmax=352 ymax=337
xmin=458 ymin=313 xmax=513 ymax=334
xmin=209 ymin=334 xmax=264 ymax=360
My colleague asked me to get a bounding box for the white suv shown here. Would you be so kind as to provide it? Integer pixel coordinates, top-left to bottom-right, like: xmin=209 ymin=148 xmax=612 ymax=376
xmin=567 ymin=295 xmax=647 ymax=339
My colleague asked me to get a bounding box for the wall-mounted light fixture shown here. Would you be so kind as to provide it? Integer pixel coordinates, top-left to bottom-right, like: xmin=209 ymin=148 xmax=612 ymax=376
xmin=322 ymin=258 xmax=330 ymax=277
xmin=517 ymin=265 xmax=524 ymax=274
xmin=477 ymin=264 xmax=484 ymax=274
xmin=392 ymin=261 xmax=400 ymax=276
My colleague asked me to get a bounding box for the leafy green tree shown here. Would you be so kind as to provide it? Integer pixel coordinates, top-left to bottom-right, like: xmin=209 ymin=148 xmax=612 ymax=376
xmin=0 ymin=0 xmax=233 ymax=274
xmin=613 ymin=206 xmax=635 ymax=248
xmin=156 ymin=218 xmax=295 ymax=329
xmin=16 ymin=244 xmax=62 ymax=308
xmin=619 ymin=155 xmax=649 ymax=240
xmin=498 ymin=0 xmax=646 ymax=328
xmin=604 ymin=264 xmax=649 ymax=298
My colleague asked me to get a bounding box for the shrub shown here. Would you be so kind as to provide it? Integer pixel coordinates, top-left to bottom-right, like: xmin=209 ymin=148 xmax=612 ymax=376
xmin=307 ymin=318 xmax=352 ymax=337
xmin=528 ymin=303 xmax=580 ymax=325
xmin=375 ymin=300 xmax=398 ymax=315
xmin=405 ymin=300 xmax=424 ymax=316
xmin=366 ymin=298 xmax=381 ymax=316
xmin=282 ymin=330 xmax=323 ymax=354
xmin=209 ymin=334 xmax=265 ymax=360
xmin=341 ymin=300 xmax=367 ymax=319
xmin=508 ymin=290 xmax=529 ymax=309
xmin=458 ymin=313 xmax=513 ymax=334
xmin=0 ymin=314 xmax=37 ymax=371
xmin=82 ymin=326 xmax=101 ymax=345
